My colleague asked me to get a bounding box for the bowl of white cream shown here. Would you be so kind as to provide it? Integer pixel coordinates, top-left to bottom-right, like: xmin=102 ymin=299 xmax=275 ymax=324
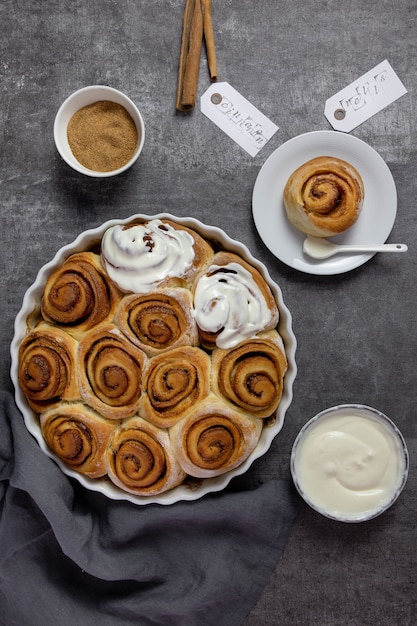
xmin=291 ymin=404 xmax=409 ymax=522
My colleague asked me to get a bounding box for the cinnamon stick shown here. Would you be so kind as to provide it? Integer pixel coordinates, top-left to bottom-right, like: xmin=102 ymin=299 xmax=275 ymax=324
xmin=201 ymin=0 xmax=217 ymax=82
xmin=176 ymin=0 xmax=204 ymax=111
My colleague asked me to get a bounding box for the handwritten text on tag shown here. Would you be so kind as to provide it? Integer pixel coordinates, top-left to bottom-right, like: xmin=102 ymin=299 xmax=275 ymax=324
xmin=201 ymin=82 xmax=279 ymax=157
xmin=324 ymin=60 xmax=407 ymax=132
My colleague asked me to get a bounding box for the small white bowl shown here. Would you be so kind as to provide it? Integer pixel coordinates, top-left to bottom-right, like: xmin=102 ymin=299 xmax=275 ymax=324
xmin=291 ymin=404 xmax=409 ymax=522
xmin=53 ymin=85 xmax=145 ymax=177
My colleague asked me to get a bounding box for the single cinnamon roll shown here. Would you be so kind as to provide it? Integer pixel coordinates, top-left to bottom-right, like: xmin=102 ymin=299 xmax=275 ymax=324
xmin=18 ymin=323 xmax=79 ymax=412
xmin=211 ymin=329 xmax=287 ymax=418
xmin=140 ymin=346 xmax=211 ymax=428
xmin=193 ymin=251 xmax=279 ymax=350
xmin=169 ymin=395 xmax=263 ymax=478
xmin=101 ymin=218 xmax=214 ymax=293
xmin=283 ymin=156 xmax=364 ymax=237
xmin=40 ymin=403 xmax=115 ymax=478
xmin=78 ymin=323 xmax=146 ymax=419
xmin=107 ymin=416 xmax=186 ymax=496
xmin=41 ymin=252 xmax=121 ymax=339
xmin=115 ymin=288 xmax=198 ymax=356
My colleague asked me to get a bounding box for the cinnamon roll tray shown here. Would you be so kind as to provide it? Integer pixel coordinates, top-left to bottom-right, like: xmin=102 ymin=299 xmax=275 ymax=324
xmin=10 ymin=214 xmax=297 ymax=505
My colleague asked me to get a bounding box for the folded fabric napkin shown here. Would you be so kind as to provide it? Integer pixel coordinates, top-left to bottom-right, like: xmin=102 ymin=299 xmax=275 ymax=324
xmin=0 ymin=391 xmax=298 ymax=626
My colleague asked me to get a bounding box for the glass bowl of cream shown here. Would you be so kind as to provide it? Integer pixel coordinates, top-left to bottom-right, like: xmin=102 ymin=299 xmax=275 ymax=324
xmin=290 ymin=404 xmax=409 ymax=522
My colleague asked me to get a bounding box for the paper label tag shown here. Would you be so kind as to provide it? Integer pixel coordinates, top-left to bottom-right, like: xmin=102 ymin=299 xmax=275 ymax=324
xmin=324 ymin=60 xmax=407 ymax=132
xmin=200 ymin=82 xmax=279 ymax=157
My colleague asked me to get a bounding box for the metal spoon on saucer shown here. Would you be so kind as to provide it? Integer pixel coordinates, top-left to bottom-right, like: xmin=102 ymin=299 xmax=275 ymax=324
xmin=303 ymin=236 xmax=408 ymax=260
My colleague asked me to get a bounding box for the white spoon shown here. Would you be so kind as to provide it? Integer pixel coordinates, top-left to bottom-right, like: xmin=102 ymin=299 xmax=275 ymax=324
xmin=303 ymin=236 xmax=408 ymax=260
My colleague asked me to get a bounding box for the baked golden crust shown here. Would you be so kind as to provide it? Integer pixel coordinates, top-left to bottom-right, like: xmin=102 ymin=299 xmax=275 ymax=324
xmin=78 ymin=323 xmax=147 ymax=420
xmin=140 ymin=346 xmax=211 ymax=428
xmin=169 ymin=394 xmax=263 ymax=478
xmin=41 ymin=252 xmax=122 ymax=339
xmin=283 ymin=156 xmax=364 ymax=237
xmin=211 ymin=329 xmax=288 ymax=418
xmin=107 ymin=416 xmax=186 ymax=495
xmin=114 ymin=288 xmax=198 ymax=356
xmin=18 ymin=322 xmax=79 ymax=413
xmin=40 ymin=403 xmax=115 ymax=479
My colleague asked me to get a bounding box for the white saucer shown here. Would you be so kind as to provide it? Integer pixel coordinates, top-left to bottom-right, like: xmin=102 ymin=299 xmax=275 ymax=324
xmin=252 ymin=131 xmax=398 ymax=275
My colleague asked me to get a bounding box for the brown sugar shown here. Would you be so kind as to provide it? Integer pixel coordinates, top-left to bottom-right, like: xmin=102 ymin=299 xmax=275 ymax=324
xmin=67 ymin=100 xmax=139 ymax=172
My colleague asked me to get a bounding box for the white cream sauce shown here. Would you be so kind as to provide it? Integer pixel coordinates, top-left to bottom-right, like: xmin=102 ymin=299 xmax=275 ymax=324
xmin=193 ymin=262 xmax=272 ymax=349
xmin=101 ymin=219 xmax=195 ymax=293
xmin=293 ymin=412 xmax=406 ymax=520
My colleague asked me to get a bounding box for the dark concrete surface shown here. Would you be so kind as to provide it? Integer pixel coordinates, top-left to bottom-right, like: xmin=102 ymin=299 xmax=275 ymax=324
xmin=1 ymin=1 xmax=416 ymax=624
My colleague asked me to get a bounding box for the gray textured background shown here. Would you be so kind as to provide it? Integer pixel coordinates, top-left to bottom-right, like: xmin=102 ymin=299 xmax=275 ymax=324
xmin=1 ymin=1 xmax=416 ymax=624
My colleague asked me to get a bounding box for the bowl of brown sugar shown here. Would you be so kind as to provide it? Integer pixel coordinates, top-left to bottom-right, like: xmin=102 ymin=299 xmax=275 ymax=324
xmin=54 ymin=85 xmax=145 ymax=177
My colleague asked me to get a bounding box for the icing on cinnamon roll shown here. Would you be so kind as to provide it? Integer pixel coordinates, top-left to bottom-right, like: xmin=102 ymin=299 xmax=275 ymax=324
xmin=193 ymin=252 xmax=278 ymax=349
xmin=101 ymin=219 xmax=196 ymax=292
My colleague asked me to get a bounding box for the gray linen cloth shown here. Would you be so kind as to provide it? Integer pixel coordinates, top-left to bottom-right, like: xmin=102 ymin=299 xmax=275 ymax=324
xmin=0 ymin=391 xmax=298 ymax=626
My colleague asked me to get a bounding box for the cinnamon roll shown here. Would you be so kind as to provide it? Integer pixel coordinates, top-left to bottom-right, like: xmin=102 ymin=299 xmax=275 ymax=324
xmin=169 ymin=395 xmax=263 ymax=478
xmin=18 ymin=323 xmax=79 ymax=412
xmin=78 ymin=323 xmax=146 ymax=419
xmin=107 ymin=416 xmax=186 ymax=496
xmin=41 ymin=252 xmax=121 ymax=339
xmin=140 ymin=346 xmax=211 ymax=428
xmin=193 ymin=251 xmax=279 ymax=350
xmin=115 ymin=288 xmax=198 ymax=356
xmin=40 ymin=403 xmax=115 ymax=478
xmin=211 ymin=329 xmax=287 ymax=418
xmin=283 ymin=156 xmax=364 ymax=237
xmin=101 ymin=218 xmax=214 ymax=293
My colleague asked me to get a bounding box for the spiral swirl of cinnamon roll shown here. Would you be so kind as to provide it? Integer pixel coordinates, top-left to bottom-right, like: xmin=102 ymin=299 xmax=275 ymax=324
xmin=140 ymin=346 xmax=210 ymax=428
xmin=211 ymin=330 xmax=288 ymax=418
xmin=115 ymin=288 xmax=198 ymax=356
xmin=107 ymin=417 xmax=186 ymax=495
xmin=170 ymin=396 xmax=263 ymax=478
xmin=18 ymin=324 xmax=79 ymax=412
xmin=40 ymin=403 xmax=115 ymax=478
xmin=41 ymin=252 xmax=121 ymax=338
xmin=283 ymin=156 xmax=364 ymax=237
xmin=78 ymin=324 xmax=146 ymax=419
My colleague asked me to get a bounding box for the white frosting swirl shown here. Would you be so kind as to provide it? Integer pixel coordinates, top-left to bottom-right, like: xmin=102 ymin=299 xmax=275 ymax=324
xmin=193 ymin=262 xmax=272 ymax=349
xmin=101 ymin=219 xmax=195 ymax=293
xmin=293 ymin=413 xmax=406 ymax=521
